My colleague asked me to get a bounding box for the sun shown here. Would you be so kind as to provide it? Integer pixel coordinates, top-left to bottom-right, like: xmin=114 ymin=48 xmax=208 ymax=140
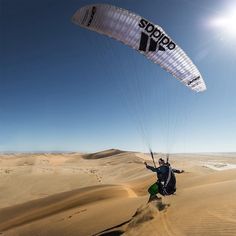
xmin=209 ymin=7 xmax=236 ymax=38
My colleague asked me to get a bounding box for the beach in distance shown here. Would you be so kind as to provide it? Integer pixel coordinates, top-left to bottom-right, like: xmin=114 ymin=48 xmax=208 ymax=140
xmin=1 ymin=149 xmax=236 ymax=236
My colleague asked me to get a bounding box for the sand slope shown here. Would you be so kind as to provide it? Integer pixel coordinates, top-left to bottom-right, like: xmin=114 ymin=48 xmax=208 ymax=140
xmin=0 ymin=151 xmax=236 ymax=235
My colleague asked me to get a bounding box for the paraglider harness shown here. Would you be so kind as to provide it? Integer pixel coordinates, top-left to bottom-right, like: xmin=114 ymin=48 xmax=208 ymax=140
xmin=150 ymin=150 xmax=176 ymax=196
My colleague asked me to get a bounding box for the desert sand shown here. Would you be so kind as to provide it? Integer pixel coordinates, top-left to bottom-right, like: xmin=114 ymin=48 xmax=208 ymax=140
xmin=0 ymin=149 xmax=236 ymax=235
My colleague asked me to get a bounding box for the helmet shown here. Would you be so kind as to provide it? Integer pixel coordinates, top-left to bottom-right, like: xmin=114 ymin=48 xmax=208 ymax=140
xmin=158 ymin=158 xmax=165 ymax=165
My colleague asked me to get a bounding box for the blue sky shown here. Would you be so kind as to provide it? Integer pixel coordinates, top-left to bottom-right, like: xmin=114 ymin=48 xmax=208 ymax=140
xmin=1 ymin=0 xmax=236 ymax=153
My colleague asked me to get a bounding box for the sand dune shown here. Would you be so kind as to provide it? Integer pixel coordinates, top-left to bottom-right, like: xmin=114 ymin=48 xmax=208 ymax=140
xmin=97 ymin=171 xmax=236 ymax=236
xmin=0 ymin=185 xmax=137 ymax=232
xmin=83 ymin=149 xmax=126 ymax=159
xmin=0 ymin=150 xmax=236 ymax=235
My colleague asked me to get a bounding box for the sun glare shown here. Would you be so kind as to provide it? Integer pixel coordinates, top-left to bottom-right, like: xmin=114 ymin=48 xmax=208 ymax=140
xmin=209 ymin=8 xmax=236 ymax=38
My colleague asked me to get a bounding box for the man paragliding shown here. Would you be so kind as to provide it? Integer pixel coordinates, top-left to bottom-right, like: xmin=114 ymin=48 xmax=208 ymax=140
xmin=144 ymin=152 xmax=184 ymax=202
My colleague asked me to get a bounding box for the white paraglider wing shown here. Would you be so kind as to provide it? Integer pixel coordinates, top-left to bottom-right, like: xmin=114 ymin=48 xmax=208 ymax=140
xmin=72 ymin=4 xmax=206 ymax=92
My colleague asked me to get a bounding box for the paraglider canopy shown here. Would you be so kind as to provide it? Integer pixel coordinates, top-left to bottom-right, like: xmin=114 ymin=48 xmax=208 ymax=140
xmin=72 ymin=4 xmax=206 ymax=92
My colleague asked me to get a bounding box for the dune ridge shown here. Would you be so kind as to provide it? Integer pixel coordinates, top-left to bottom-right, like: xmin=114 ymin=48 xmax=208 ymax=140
xmin=83 ymin=149 xmax=126 ymax=159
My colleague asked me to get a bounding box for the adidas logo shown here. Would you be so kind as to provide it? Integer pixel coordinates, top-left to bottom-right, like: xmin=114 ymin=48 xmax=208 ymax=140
xmin=87 ymin=6 xmax=96 ymax=27
xmin=138 ymin=19 xmax=176 ymax=52
xmin=139 ymin=32 xmax=166 ymax=52
xmin=188 ymin=76 xmax=200 ymax=86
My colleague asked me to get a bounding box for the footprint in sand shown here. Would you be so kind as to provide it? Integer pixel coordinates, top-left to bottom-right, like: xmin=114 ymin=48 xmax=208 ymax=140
xmin=5 ymin=169 xmax=12 ymax=174
xmin=67 ymin=209 xmax=87 ymax=219
xmin=96 ymin=175 xmax=103 ymax=182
